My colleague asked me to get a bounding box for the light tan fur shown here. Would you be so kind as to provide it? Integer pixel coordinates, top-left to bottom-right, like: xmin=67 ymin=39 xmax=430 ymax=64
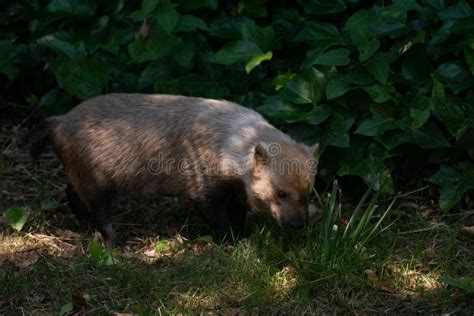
xmin=41 ymin=93 xmax=318 ymax=241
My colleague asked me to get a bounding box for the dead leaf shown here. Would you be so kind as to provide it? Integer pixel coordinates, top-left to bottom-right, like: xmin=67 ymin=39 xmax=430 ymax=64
xmin=460 ymin=225 xmax=474 ymax=238
xmin=143 ymin=247 xmax=158 ymax=258
xmin=113 ymin=313 xmax=136 ymax=316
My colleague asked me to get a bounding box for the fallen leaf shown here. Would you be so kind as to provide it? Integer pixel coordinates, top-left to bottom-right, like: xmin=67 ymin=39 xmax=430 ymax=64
xmin=143 ymin=247 xmax=158 ymax=258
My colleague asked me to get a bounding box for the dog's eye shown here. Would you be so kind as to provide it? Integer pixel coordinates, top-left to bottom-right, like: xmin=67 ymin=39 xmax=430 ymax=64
xmin=278 ymin=191 xmax=288 ymax=199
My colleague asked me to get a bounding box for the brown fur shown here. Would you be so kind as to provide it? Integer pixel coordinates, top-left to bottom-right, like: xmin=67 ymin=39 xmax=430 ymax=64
xmin=32 ymin=94 xmax=318 ymax=246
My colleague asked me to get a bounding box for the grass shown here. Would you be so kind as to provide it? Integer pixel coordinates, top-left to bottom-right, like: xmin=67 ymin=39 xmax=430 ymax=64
xmin=1 ymin=126 xmax=474 ymax=314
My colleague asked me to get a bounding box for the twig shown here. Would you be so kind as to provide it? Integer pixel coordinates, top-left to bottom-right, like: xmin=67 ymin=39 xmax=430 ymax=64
xmin=398 ymin=224 xmax=447 ymax=235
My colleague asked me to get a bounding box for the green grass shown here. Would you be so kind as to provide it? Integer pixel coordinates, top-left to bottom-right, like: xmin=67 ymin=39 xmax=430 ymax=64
xmin=2 ymin=179 xmax=474 ymax=315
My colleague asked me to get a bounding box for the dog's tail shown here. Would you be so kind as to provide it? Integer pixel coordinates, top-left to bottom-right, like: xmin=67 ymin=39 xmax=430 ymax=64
xmin=28 ymin=117 xmax=60 ymax=161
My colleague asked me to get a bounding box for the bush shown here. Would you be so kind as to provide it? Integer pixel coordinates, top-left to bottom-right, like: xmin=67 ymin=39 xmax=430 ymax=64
xmin=1 ymin=0 xmax=473 ymax=210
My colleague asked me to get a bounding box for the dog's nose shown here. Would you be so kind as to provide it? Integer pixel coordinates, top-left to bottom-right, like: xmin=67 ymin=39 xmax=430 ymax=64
xmin=283 ymin=217 xmax=305 ymax=229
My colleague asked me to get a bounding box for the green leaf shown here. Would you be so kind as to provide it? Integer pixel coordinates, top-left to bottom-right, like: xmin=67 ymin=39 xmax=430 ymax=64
xmin=339 ymin=140 xmax=394 ymax=191
xmin=128 ymin=36 xmax=178 ymax=63
xmin=435 ymin=62 xmax=471 ymax=93
xmin=38 ymin=35 xmax=77 ymax=59
xmin=213 ymin=40 xmax=262 ymax=65
xmin=312 ymin=48 xmax=351 ymax=66
xmin=452 ymin=17 xmax=474 ymax=33
xmin=341 ymin=67 xmax=374 ymax=85
xmin=99 ymin=33 xmax=122 ymax=55
xmin=367 ymin=54 xmax=390 ymax=85
xmin=239 ymin=1 xmax=268 ymax=17
xmin=245 ymin=51 xmax=272 ymax=73
xmin=173 ymin=40 xmax=195 ymax=67
xmin=56 ymin=56 xmax=110 ymax=100
xmin=359 ymin=39 xmax=380 ymax=62
xmin=137 ymin=62 xmax=168 ymax=90
xmin=362 ymin=84 xmax=393 ymax=103
xmin=464 ymin=48 xmax=474 ymax=74
xmin=59 ymin=302 xmax=73 ymax=316
xmin=325 ymin=79 xmax=352 ymax=99
xmin=47 ymin=0 xmax=96 ymax=15
xmin=436 ymin=62 xmax=465 ymax=81
xmin=141 ymin=0 xmax=159 ymax=16
xmin=355 ymin=104 xmax=401 ymax=136
xmin=307 ymin=105 xmax=330 ymax=125
xmin=392 ymin=0 xmax=423 ymax=12
xmin=376 ymin=130 xmax=412 ymax=150
xmin=155 ymin=240 xmax=169 ymax=252
xmin=376 ymin=7 xmax=407 ymax=37
xmin=172 ymin=73 xmax=230 ymax=99
xmin=3 ymin=206 xmax=30 ymax=231
xmin=272 ymin=72 xmax=295 ymax=91
xmin=89 ymin=240 xmax=119 ymax=267
xmin=407 ymin=95 xmax=433 ymax=128
xmin=410 ymin=109 xmax=430 ymax=128
xmin=413 ymin=31 xmax=426 ymax=43
xmin=283 ymin=67 xmax=327 ymax=104
xmin=38 ymin=89 xmax=73 ymax=115
xmin=409 ymin=122 xmax=451 ymax=149
xmin=156 ymin=2 xmax=179 ymax=34
xmin=431 ymin=77 xmax=445 ymax=99
xmin=442 ymin=276 xmax=474 ymax=293
xmin=430 ymin=164 xmax=474 ymax=211
xmin=179 ymin=0 xmax=217 ymax=11
xmin=320 ymin=112 xmax=356 ymax=147
xmin=0 ymin=40 xmax=16 ymax=80
xmin=294 ymin=21 xmax=342 ymax=48
xmin=176 ymin=15 xmax=209 ymax=32
xmin=304 ymin=0 xmax=346 ymax=16
xmin=241 ymin=18 xmax=274 ymax=51
xmin=129 ymin=0 xmax=159 ymax=21
xmin=258 ymin=96 xmax=310 ymax=123
xmin=356 ymin=118 xmax=400 ymax=137
xmin=431 ymin=21 xmax=455 ymax=46
xmin=344 ymin=10 xmax=380 ymax=60
xmin=433 ymin=98 xmax=472 ymax=139
xmin=344 ymin=10 xmax=371 ymax=42
xmin=467 ymin=33 xmax=474 ymax=49
xmin=439 ymin=0 xmax=474 ymax=22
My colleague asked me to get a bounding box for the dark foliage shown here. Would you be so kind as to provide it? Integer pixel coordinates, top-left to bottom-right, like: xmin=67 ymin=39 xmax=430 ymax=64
xmin=1 ymin=0 xmax=473 ymax=210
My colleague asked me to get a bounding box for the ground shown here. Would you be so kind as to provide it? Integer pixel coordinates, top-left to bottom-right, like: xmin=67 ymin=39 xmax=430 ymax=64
xmin=1 ymin=106 xmax=473 ymax=314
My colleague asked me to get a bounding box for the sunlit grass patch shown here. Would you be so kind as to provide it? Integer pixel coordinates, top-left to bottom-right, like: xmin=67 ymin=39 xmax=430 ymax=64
xmin=1 ymin=175 xmax=474 ymax=313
